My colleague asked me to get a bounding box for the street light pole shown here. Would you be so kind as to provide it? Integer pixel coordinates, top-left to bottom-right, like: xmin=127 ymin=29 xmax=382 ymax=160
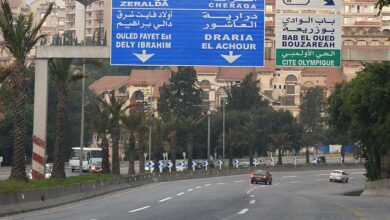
xmin=222 ymin=102 xmax=225 ymax=160
xmin=207 ymin=110 xmax=211 ymax=161
xmin=76 ymin=0 xmax=97 ymax=175
xmin=148 ymin=125 xmax=152 ymax=161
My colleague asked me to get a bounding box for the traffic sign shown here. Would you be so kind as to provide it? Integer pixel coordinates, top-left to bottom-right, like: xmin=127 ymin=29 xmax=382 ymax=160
xmin=158 ymin=161 xmax=164 ymax=168
xmin=276 ymin=0 xmax=341 ymax=10
xmin=253 ymin=159 xmax=260 ymax=166
xmin=218 ymin=160 xmax=223 ymax=166
xmin=146 ymin=161 xmax=154 ymax=168
xmin=275 ymin=13 xmax=341 ymax=67
xmin=167 ymin=161 xmax=173 ymax=168
xmin=111 ymin=0 xmax=265 ymax=66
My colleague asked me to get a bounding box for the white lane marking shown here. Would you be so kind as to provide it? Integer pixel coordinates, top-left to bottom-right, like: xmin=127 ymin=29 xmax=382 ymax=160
xmin=217 ymin=182 xmax=225 ymax=185
xmin=283 ymin=175 xmax=298 ymax=178
xmin=316 ymin=174 xmax=329 ymax=176
xmin=254 ymin=187 xmax=258 ymax=189
xmin=204 ymin=184 xmax=211 ymax=187
xmin=234 ymin=180 xmax=245 ymax=183
xmin=187 ymin=189 xmax=194 ymax=192
xmin=260 ymin=185 xmax=266 ymax=188
xmin=274 ymin=183 xmax=280 ymax=186
xmin=249 ymin=200 xmax=256 ymax=205
xmin=315 ymin=179 xmax=328 ymax=181
xmin=290 ymin=181 xmax=301 ymax=184
xmin=250 ymin=195 xmax=255 ymax=198
xmin=177 ymin=192 xmax=184 ymax=196
xmin=238 ymin=208 xmax=249 ymax=215
xmin=196 ymin=186 xmax=202 ymax=189
xmin=159 ymin=197 xmax=172 ymax=203
xmin=129 ymin=206 xmax=150 ymax=213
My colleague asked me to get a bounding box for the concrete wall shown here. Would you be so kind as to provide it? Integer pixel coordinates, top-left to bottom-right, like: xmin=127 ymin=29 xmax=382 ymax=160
xmin=361 ymin=179 xmax=390 ymax=198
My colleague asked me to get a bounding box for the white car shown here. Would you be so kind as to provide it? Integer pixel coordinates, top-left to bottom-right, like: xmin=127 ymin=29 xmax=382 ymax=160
xmin=329 ymin=170 xmax=349 ymax=183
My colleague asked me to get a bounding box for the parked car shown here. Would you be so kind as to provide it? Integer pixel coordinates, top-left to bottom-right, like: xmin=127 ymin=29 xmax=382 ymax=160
xmin=90 ymin=162 xmax=103 ymax=173
xmin=311 ymin=156 xmax=326 ymax=164
xmin=329 ymin=170 xmax=349 ymax=183
xmin=250 ymin=170 xmax=272 ymax=185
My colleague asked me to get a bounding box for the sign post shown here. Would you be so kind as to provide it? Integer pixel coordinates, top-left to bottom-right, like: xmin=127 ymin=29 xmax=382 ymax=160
xmin=204 ymin=161 xmax=209 ymax=171
xmin=234 ymin=159 xmax=240 ymax=169
xmin=192 ymin=161 xmax=197 ymax=172
xmin=218 ymin=160 xmax=223 ymax=170
xmin=168 ymin=161 xmax=173 ymax=173
xmin=253 ymin=159 xmax=259 ymax=167
xmin=111 ymin=0 xmax=265 ymax=66
xmin=158 ymin=161 xmax=164 ymax=173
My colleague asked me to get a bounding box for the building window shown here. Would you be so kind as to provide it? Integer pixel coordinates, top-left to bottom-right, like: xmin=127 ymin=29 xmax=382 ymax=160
xmin=384 ymin=41 xmax=390 ymax=46
xmin=343 ymin=40 xmax=354 ymax=46
xmin=284 ymin=96 xmax=295 ymax=106
xmin=370 ymin=40 xmax=381 ymax=46
xmin=265 ymin=39 xmax=273 ymax=48
xmin=202 ymin=91 xmax=209 ymax=100
xmin=274 ymin=85 xmax=276 ymax=89
xmin=286 ymin=85 xmax=295 ymax=95
xmin=357 ymin=40 xmax=368 ymax=46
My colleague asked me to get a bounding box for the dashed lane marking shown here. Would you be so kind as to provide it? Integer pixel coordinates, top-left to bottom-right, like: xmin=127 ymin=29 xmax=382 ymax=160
xmin=249 ymin=200 xmax=256 ymax=205
xmin=204 ymin=184 xmax=211 ymax=187
xmin=351 ymin=172 xmax=365 ymax=175
xmin=195 ymin=186 xmax=202 ymax=189
xmin=238 ymin=208 xmax=249 ymax=215
xmin=129 ymin=206 xmax=150 ymax=213
xmin=250 ymin=195 xmax=255 ymax=198
xmin=316 ymin=174 xmax=329 ymax=176
xmin=159 ymin=197 xmax=172 ymax=202
xmin=177 ymin=192 xmax=184 ymax=196
xmin=283 ymin=175 xmax=298 ymax=178
xmin=315 ymin=179 xmax=328 ymax=181
xmin=217 ymin=183 xmax=225 ymax=185
xmin=234 ymin=180 xmax=245 ymax=183
xmin=290 ymin=181 xmax=301 ymax=184
xmin=187 ymin=189 xmax=193 ymax=192
xmin=274 ymin=183 xmax=280 ymax=186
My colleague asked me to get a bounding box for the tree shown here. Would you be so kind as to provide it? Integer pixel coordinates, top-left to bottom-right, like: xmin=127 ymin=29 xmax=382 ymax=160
xmin=299 ymin=86 xmax=326 ymax=164
xmin=98 ymin=90 xmax=127 ymax=175
xmin=376 ymin=0 xmax=390 ymax=14
xmin=328 ymin=62 xmax=390 ymax=180
xmin=225 ymin=73 xmax=268 ymax=112
xmin=157 ymin=66 xmax=202 ymax=120
xmin=0 ymin=0 xmax=53 ymax=180
xmin=266 ymin=110 xmax=295 ymax=165
xmin=182 ymin=116 xmax=202 ymax=169
xmin=241 ymin=119 xmax=257 ymax=167
xmin=90 ymin=104 xmax=110 ymax=173
xmin=49 ymin=59 xmax=83 ymax=178
xmin=121 ymin=109 xmax=144 ymax=175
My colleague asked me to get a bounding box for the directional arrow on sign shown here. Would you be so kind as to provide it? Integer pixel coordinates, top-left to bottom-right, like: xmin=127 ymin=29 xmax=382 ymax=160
xmin=324 ymin=0 xmax=335 ymax=5
xmin=221 ymin=51 xmax=241 ymax=64
xmin=133 ymin=50 xmax=154 ymax=63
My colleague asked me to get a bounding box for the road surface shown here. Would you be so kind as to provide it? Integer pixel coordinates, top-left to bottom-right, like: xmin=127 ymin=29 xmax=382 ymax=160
xmin=2 ymin=169 xmax=389 ymax=220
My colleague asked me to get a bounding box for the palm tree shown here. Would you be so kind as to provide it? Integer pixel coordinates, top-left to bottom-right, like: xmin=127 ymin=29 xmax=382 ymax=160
xmin=165 ymin=116 xmax=182 ymax=172
xmin=121 ymin=109 xmax=144 ymax=175
xmin=242 ymin=120 xmax=257 ymax=167
xmin=136 ymin=115 xmax=149 ymax=174
xmin=90 ymin=104 xmax=110 ymax=173
xmin=268 ymin=132 xmax=292 ymax=165
xmin=182 ymin=116 xmax=202 ymax=169
xmin=99 ymin=90 xmax=128 ymax=175
xmin=49 ymin=59 xmax=83 ymax=178
xmin=0 ymin=0 xmax=53 ymax=180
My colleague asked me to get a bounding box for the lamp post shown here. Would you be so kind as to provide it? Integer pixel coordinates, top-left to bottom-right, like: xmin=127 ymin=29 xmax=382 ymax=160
xmin=222 ymin=101 xmax=225 ymax=160
xmin=207 ymin=110 xmax=211 ymax=161
xmin=148 ymin=125 xmax=152 ymax=161
xmin=76 ymin=0 xmax=98 ymax=175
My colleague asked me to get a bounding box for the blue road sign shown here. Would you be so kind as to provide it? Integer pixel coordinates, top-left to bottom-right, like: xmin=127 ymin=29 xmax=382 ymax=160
xmin=111 ymin=0 xmax=264 ymax=66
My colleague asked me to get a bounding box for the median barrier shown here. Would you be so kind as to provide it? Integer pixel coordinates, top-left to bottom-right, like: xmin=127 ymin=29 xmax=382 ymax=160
xmin=0 ymin=163 xmax=364 ymax=217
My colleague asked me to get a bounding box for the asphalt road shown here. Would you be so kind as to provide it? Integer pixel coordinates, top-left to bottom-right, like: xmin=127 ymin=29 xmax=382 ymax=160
xmin=2 ymin=168 xmax=389 ymax=220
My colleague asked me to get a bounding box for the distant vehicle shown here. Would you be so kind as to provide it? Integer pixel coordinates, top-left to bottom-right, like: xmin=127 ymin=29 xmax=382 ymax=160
xmin=311 ymin=156 xmax=326 ymax=164
xmin=28 ymin=164 xmax=52 ymax=179
xmin=250 ymin=170 xmax=272 ymax=185
xmin=329 ymin=170 xmax=349 ymax=183
xmin=69 ymin=147 xmax=102 ymax=172
xmin=90 ymin=161 xmax=103 ymax=174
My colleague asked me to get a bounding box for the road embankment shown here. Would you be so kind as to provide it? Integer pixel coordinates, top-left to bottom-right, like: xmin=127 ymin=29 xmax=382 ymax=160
xmin=361 ymin=178 xmax=390 ymax=198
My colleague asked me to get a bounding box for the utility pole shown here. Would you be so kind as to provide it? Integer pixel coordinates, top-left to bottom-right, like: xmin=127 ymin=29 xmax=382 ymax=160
xmin=207 ymin=110 xmax=211 ymax=161
xmin=76 ymin=0 xmax=98 ymax=174
xmin=222 ymin=102 xmax=225 ymax=159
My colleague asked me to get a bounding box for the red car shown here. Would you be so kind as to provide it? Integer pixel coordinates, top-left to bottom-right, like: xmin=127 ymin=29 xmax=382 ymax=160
xmin=250 ymin=170 xmax=272 ymax=185
xmin=90 ymin=162 xmax=103 ymax=173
